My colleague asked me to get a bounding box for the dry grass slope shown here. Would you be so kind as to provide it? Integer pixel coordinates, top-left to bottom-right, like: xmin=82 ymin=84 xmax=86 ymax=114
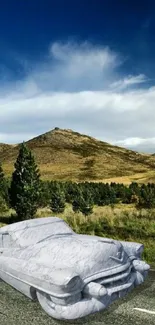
xmin=1 ymin=127 xmax=155 ymax=183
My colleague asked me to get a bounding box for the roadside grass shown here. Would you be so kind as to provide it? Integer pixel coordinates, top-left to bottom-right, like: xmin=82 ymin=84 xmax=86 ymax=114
xmin=0 ymin=203 xmax=154 ymax=264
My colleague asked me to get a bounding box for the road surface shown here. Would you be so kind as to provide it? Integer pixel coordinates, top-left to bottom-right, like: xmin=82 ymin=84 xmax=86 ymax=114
xmin=0 ymin=270 xmax=154 ymax=325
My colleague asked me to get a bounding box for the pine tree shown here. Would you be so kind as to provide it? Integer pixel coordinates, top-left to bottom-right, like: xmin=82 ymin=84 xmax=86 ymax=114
xmin=9 ymin=142 xmax=42 ymax=220
xmin=79 ymin=194 xmax=94 ymax=216
xmin=0 ymin=163 xmax=9 ymax=207
xmin=0 ymin=195 xmax=8 ymax=213
xmin=0 ymin=163 xmax=5 ymax=194
xmin=137 ymin=184 xmax=155 ymax=209
xmin=64 ymin=182 xmax=80 ymax=203
xmin=39 ymin=180 xmax=51 ymax=208
xmin=50 ymin=183 xmax=66 ymax=213
xmin=78 ymin=188 xmax=94 ymax=216
xmin=72 ymin=188 xmax=83 ymax=213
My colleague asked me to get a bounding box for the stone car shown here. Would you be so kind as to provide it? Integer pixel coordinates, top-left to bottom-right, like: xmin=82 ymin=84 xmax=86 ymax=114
xmin=0 ymin=217 xmax=150 ymax=320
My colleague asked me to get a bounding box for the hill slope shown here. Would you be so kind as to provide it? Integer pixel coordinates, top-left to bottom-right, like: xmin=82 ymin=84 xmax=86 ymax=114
xmin=1 ymin=128 xmax=155 ymax=183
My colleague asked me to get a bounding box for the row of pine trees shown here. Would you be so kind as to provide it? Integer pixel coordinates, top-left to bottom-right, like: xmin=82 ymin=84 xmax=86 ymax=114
xmin=1 ymin=142 xmax=155 ymax=222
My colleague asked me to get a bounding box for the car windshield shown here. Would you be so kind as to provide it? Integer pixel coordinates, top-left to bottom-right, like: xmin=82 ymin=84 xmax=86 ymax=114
xmin=13 ymin=220 xmax=73 ymax=247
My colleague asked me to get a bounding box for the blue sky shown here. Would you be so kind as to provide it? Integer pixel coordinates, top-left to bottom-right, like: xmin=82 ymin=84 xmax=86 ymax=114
xmin=1 ymin=0 xmax=155 ymax=152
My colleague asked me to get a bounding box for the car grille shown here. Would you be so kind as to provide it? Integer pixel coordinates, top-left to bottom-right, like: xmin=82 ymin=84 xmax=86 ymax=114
xmin=94 ymin=264 xmax=133 ymax=293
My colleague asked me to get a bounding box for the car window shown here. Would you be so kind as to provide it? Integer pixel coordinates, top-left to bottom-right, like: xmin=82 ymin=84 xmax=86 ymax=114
xmin=13 ymin=221 xmax=73 ymax=247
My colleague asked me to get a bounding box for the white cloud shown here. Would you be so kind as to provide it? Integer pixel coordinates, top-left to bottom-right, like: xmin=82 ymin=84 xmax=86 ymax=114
xmin=110 ymin=74 xmax=148 ymax=90
xmin=50 ymin=42 xmax=119 ymax=71
xmin=112 ymin=137 xmax=155 ymax=153
xmin=0 ymin=41 xmax=154 ymax=153
xmin=113 ymin=137 xmax=155 ymax=147
xmin=24 ymin=41 xmax=122 ymax=93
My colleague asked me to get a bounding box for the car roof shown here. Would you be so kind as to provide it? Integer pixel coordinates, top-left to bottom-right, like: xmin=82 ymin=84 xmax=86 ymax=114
xmin=0 ymin=217 xmax=63 ymax=233
xmin=0 ymin=217 xmax=74 ymax=247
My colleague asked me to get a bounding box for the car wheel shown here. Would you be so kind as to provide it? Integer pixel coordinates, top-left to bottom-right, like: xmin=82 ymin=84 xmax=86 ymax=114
xmin=36 ymin=290 xmax=56 ymax=313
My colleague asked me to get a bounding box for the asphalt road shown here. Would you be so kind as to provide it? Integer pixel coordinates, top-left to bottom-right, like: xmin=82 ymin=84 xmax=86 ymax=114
xmin=0 ymin=270 xmax=154 ymax=325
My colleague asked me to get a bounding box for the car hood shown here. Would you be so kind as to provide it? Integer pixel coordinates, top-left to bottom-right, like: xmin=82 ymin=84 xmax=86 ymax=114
xmin=12 ymin=233 xmax=129 ymax=279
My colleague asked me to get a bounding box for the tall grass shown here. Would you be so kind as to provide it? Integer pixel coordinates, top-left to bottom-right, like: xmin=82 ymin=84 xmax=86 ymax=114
xmin=0 ymin=203 xmax=154 ymax=264
xmin=36 ymin=204 xmax=155 ymax=264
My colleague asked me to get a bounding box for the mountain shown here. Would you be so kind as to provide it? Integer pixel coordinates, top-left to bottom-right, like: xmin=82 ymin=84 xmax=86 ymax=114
xmin=1 ymin=127 xmax=155 ymax=184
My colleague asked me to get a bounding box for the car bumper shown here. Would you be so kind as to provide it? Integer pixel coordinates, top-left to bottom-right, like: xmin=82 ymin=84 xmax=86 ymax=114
xmin=37 ymin=268 xmax=149 ymax=320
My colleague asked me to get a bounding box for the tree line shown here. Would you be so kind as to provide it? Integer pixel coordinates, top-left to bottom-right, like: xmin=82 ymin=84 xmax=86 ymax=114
xmin=0 ymin=142 xmax=155 ymax=221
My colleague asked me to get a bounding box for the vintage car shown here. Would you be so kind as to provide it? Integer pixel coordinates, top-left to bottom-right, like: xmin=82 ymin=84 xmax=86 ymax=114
xmin=0 ymin=217 xmax=150 ymax=320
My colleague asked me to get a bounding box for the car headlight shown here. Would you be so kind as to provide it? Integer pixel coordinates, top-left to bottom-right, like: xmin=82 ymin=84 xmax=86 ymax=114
xmin=132 ymin=260 xmax=150 ymax=273
xmin=49 ymin=268 xmax=83 ymax=293
xmin=66 ymin=275 xmax=83 ymax=291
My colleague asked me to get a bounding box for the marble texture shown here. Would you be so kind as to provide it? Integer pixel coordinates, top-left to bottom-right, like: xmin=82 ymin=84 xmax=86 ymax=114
xmin=0 ymin=217 xmax=150 ymax=320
